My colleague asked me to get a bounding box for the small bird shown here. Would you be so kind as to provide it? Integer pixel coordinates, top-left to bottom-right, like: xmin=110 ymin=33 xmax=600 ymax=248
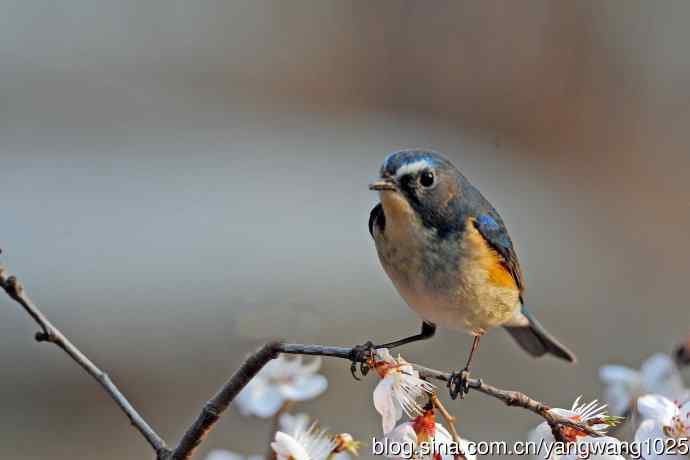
xmin=363 ymin=149 xmax=576 ymax=398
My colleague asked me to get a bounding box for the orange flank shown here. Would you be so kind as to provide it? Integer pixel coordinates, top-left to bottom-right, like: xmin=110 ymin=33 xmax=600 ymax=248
xmin=464 ymin=218 xmax=518 ymax=289
xmin=487 ymin=260 xmax=518 ymax=288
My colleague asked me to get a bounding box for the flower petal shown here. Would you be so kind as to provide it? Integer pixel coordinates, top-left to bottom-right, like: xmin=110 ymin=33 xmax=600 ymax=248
xmin=642 ymin=354 xmax=690 ymax=402
xmin=428 ymin=425 xmax=476 ymax=460
xmin=635 ymin=419 xmax=665 ymax=444
xmin=205 ymin=450 xmax=247 ymax=460
xmin=280 ymin=375 xmax=328 ymax=401
xmin=671 ymin=388 xmax=690 ymax=406
xmin=634 ymin=419 xmax=687 ymax=460
xmin=637 ymin=394 xmax=678 ymax=424
xmin=374 ymin=377 xmax=403 ymax=434
xmin=455 ymin=438 xmax=476 ymax=460
xmin=527 ymin=421 xmax=556 ymax=447
xmin=599 ymin=365 xmax=639 ymax=385
xmin=375 ymin=348 xmax=395 ymax=364
xmin=603 ymin=384 xmax=633 ymax=416
xmin=577 ymin=436 xmax=625 ymax=460
xmin=247 ymin=384 xmax=286 ymax=418
xmin=549 ymin=408 xmax=577 ymax=419
xmin=573 ymin=398 xmax=608 ymax=421
xmin=678 ymin=399 xmax=690 ymax=427
xmin=641 ymin=354 xmax=678 ymax=385
xmin=263 ymin=355 xmax=291 ymax=378
xmin=235 ymin=377 xmax=265 ymax=414
xmin=385 ymin=422 xmax=418 ymax=455
xmin=279 ymin=412 xmax=311 ymax=434
xmin=272 ymin=431 xmax=311 ymax=460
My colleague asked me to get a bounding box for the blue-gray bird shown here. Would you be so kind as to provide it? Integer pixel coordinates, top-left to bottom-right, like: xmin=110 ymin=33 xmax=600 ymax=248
xmin=364 ymin=149 xmax=576 ymax=398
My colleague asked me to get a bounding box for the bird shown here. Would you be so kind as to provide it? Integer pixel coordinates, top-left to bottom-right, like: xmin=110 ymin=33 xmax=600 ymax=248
xmin=361 ymin=149 xmax=576 ymax=399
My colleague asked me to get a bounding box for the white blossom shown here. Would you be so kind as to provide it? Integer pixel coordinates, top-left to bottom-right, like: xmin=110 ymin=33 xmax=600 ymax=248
xmin=634 ymin=394 xmax=690 ymax=460
xmin=278 ymin=413 xmax=358 ymax=460
xmin=371 ymin=349 xmax=435 ymax=434
xmin=271 ymin=423 xmax=336 ymax=460
xmin=385 ymin=412 xmax=475 ymax=460
xmin=279 ymin=412 xmax=312 ymax=434
xmin=528 ymin=397 xmax=623 ymax=460
xmin=205 ymin=450 xmax=263 ymax=460
xmin=599 ymin=353 xmax=689 ymax=416
xmin=235 ymin=355 xmax=327 ymax=418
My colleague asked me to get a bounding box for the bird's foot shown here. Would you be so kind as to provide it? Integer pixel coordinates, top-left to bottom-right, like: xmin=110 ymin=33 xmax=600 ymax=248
xmin=349 ymin=341 xmax=376 ymax=380
xmin=447 ymin=367 xmax=473 ymax=400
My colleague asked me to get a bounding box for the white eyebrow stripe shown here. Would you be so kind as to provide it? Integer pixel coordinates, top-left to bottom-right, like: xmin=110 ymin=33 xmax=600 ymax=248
xmin=395 ymin=159 xmax=432 ymax=178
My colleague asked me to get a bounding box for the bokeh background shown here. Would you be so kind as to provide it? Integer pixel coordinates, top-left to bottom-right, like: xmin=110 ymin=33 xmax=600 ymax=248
xmin=2 ymin=1 xmax=689 ymax=459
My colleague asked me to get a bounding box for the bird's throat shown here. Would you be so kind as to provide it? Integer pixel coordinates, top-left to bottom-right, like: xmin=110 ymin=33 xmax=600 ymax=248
xmin=379 ymin=191 xmax=422 ymax=241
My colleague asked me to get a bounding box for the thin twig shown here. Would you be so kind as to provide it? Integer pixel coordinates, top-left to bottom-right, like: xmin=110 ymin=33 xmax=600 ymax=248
xmin=409 ymin=363 xmax=601 ymax=439
xmin=431 ymin=393 xmax=461 ymax=444
xmin=1 ymin=262 xmax=602 ymax=460
xmin=0 ymin=265 xmax=170 ymax=457
xmin=431 ymin=393 xmax=467 ymax=460
xmin=171 ymin=343 xmax=602 ymax=459
xmin=170 ymin=341 xmax=280 ymax=460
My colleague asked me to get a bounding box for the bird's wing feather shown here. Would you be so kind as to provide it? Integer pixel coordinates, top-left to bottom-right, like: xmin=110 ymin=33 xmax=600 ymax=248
xmin=368 ymin=203 xmax=384 ymax=237
xmin=473 ymin=214 xmax=525 ymax=294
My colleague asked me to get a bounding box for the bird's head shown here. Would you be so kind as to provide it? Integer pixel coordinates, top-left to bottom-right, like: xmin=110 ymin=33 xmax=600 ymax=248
xmin=369 ymin=149 xmax=465 ymax=238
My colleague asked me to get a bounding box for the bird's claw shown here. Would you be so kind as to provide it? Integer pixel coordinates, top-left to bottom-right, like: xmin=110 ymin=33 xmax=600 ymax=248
xmin=447 ymin=368 xmax=472 ymax=400
xmin=349 ymin=341 xmax=376 ymax=380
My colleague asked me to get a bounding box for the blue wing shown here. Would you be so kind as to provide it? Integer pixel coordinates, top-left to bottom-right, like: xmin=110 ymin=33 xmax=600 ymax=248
xmin=473 ymin=213 xmax=525 ymax=294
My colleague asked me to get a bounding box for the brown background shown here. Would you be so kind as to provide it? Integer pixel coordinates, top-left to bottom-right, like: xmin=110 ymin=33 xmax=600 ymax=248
xmin=1 ymin=2 xmax=689 ymax=459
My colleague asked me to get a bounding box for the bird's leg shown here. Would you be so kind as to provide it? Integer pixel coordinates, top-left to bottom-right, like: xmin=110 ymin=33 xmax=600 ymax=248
xmin=377 ymin=321 xmax=437 ymax=349
xmin=448 ymin=335 xmax=481 ymax=400
xmin=349 ymin=321 xmax=436 ymax=380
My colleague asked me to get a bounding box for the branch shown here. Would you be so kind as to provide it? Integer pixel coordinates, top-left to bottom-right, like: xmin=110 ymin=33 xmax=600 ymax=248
xmin=407 ymin=361 xmax=598 ymax=439
xmin=170 ymin=341 xmax=280 ymax=459
xmin=431 ymin=393 xmax=462 ymax=444
xmin=170 ymin=343 xmax=601 ymax=459
xmin=431 ymin=393 xmax=467 ymax=460
xmin=0 ymin=264 xmax=171 ymax=457
xmin=1 ymin=259 xmax=601 ymax=460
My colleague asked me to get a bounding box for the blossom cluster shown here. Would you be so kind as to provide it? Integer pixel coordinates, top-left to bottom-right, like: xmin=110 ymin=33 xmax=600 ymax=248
xmin=211 ymin=354 xmax=358 ymax=460
xmin=204 ymin=344 xmax=688 ymax=460
xmin=526 ymin=353 xmax=690 ymax=460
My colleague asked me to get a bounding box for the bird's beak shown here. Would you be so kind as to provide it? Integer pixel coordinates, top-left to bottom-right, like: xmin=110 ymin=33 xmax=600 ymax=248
xmin=369 ymin=178 xmax=397 ymax=191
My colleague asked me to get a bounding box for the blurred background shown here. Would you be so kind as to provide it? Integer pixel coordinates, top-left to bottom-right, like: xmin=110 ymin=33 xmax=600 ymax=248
xmin=1 ymin=1 xmax=689 ymax=458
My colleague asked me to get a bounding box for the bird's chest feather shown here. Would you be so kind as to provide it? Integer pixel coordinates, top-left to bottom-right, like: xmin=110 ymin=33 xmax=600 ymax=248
xmin=373 ymin=197 xmax=520 ymax=333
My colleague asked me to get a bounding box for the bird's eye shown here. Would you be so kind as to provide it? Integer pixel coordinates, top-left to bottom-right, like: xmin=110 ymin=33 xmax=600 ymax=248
xmin=419 ymin=170 xmax=435 ymax=187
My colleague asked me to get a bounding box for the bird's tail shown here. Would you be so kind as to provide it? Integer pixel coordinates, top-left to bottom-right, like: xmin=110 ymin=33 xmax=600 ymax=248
xmin=503 ymin=306 xmax=577 ymax=363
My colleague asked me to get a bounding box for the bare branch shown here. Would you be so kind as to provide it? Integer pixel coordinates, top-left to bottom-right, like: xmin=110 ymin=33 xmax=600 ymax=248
xmin=1 ymin=259 xmax=602 ymax=460
xmin=170 ymin=341 xmax=280 ymax=459
xmin=0 ymin=265 xmax=171 ymax=458
xmin=398 ymin=363 xmax=601 ymax=439
xmin=170 ymin=343 xmax=602 ymax=459
xmin=431 ymin=393 xmax=467 ymax=460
